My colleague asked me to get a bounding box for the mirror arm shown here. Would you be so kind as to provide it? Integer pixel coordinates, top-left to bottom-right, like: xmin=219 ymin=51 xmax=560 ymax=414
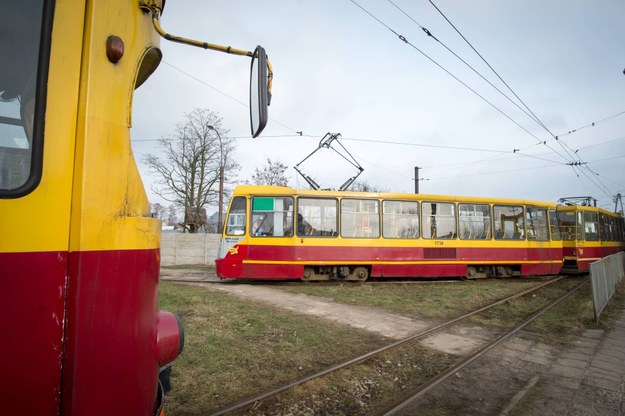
xmin=150 ymin=11 xmax=252 ymax=57
xmin=148 ymin=9 xmax=273 ymax=103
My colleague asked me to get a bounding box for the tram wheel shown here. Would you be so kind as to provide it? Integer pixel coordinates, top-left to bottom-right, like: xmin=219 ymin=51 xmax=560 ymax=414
xmin=352 ymin=267 xmax=369 ymax=282
xmin=466 ymin=266 xmax=477 ymax=280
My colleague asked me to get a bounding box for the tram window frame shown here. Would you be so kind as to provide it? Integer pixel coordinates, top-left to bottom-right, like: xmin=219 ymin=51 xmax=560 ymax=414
xmin=249 ymin=196 xmax=294 ymax=237
xmin=557 ymin=211 xmax=576 ymax=241
xmin=493 ymin=205 xmax=525 ymax=240
xmin=458 ymin=203 xmax=491 ymax=240
xmin=296 ymin=197 xmax=338 ymax=237
xmin=340 ymin=198 xmax=380 ymax=239
xmin=549 ymin=209 xmax=562 ymax=241
xmin=382 ymin=200 xmax=419 ymax=239
xmin=0 ymin=0 xmax=53 ymax=198
xmin=599 ymin=213 xmax=609 ymax=241
xmin=526 ymin=206 xmax=549 ymax=241
xmin=225 ymin=196 xmax=247 ymax=236
xmin=583 ymin=211 xmax=599 ymax=241
xmin=576 ymin=211 xmax=584 ymax=241
xmin=422 ymin=201 xmax=457 ymax=240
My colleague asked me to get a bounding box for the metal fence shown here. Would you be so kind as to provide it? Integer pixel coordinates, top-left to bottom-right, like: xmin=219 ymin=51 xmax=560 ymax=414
xmin=589 ymin=251 xmax=625 ymax=322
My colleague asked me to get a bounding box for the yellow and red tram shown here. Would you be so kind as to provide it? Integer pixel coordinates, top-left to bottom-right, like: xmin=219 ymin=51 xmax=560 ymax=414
xmin=1 ymin=1 xmax=269 ymax=415
xmin=556 ymin=204 xmax=625 ymax=272
xmin=214 ymin=186 xmax=608 ymax=281
xmin=1 ymin=2 xmax=184 ymax=415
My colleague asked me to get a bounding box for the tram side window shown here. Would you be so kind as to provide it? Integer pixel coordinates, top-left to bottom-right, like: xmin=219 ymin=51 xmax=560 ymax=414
xmin=422 ymin=202 xmax=456 ymax=239
xmin=526 ymin=207 xmax=549 ymax=241
xmin=297 ymin=197 xmax=338 ymax=237
xmin=549 ymin=210 xmax=562 ymax=241
xmin=576 ymin=211 xmax=584 ymax=241
xmin=557 ymin=211 xmax=576 ymax=241
xmin=494 ymin=205 xmax=525 ymax=240
xmin=0 ymin=2 xmax=46 ymax=195
xmin=599 ymin=213 xmax=609 ymax=241
xmin=603 ymin=215 xmax=617 ymax=242
xmin=583 ymin=211 xmax=599 ymax=241
xmin=225 ymin=196 xmax=247 ymax=235
xmin=458 ymin=203 xmax=491 ymax=240
xmin=383 ymin=200 xmax=419 ymax=239
xmin=250 ymin=196 xmax=294 ymax=237
xmin=341 ymin=199 xmax=380 ymax=238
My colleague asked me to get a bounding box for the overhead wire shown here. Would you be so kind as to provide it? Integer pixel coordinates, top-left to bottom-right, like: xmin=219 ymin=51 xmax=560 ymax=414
xmin=353 ymin=0 xmax=620 ymax=199
xmin=555 ymin=109 xmax=625 ymax=138
xmin=347 ymin=0 xmax=573 ymax=164
xmin=387 ymin=0 xmax=550 ymax=131
xmin=425 ymin=0 xmax=618 ymax=197
xmin=161 ymin=61 xmax=301 ymax=135
xmin=149 ymin=9 xmax=620 ymax=200
xmin=399 ymin=0 xmax=594 ymax=174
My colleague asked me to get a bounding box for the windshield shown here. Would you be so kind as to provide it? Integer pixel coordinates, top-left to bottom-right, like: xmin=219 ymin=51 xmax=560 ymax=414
xmin=0 ymin=1 xmax=47 ymax=195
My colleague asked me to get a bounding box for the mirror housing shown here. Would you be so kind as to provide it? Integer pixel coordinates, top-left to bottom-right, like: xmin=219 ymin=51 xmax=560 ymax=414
xmin=250 ymin=46 xmax=269 ymax=138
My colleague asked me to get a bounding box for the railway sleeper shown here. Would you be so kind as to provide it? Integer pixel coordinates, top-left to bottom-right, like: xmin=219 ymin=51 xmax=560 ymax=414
xmin=466 ymin=265 xmax=520 ymax=279
xmin=303 ymin=265 xmax=370 ymax=282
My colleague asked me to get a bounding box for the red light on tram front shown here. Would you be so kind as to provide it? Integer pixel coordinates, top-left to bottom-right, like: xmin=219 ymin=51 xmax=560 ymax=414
xmin=156 ymin=311 xmax=184 ymax=366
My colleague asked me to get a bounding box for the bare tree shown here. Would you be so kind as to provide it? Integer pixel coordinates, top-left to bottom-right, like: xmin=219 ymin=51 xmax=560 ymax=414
xmin=144 ymin=108 xmax=239 ymax=233
xmin=166 ymin=204 xmax=178 ymax=227
xmin=250 ymin=158 xmax=290 ymax=186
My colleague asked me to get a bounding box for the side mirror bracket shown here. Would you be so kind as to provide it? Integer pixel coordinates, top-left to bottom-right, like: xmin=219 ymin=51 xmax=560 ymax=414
xmin=144 ymin=5 xmax=272 ymax=138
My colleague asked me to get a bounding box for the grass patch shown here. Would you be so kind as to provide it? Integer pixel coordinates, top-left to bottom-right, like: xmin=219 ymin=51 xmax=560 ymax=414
xmin=525 ymin=279 xmax=625 ymax=343
xmin=273 ymin=279 xmax=543 ymax=320
xmin=159 ymin=282 xmax=390 ymax=415
xmin=160 ymin=278 xmax=625 ymax=415
xmin=161 ymin=264 xmax=214 ymax=270
xmin=244 ymin=342 xmax=453 ymax=416
xmin=273 ymin=277 xmax=620 ymax=342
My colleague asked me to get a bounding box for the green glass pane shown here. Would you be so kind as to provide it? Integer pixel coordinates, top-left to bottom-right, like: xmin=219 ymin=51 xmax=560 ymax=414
xmin=253 ymin=197 xmax=274 ymax=211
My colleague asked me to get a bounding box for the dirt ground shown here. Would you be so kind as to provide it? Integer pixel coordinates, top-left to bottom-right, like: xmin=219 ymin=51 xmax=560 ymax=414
xmin=177 ymin=278 xmax=575 ymax=415
xmin=162 ymin=271 xmax=625 ymax=416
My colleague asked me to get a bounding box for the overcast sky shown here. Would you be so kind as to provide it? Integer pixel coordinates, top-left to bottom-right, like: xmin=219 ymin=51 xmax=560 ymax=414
xmin=131 ymin=0 xmax=625 ymax=212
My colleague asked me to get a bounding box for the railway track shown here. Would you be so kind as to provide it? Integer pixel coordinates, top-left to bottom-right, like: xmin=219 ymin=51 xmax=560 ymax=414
xmin=163 ymin=276 xmax=557 ymax=286
xmin=207 ymin=276 xmax=585 ymax=416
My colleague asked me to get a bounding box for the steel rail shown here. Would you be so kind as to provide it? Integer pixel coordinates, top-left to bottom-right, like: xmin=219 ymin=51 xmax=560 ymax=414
xmin=371 ymin=279 xmax=588 ymax=416
xmin=207 ymin=276 xmax=567 ymax=416
xmin=163 ymin=277 xmax=553 ymax=286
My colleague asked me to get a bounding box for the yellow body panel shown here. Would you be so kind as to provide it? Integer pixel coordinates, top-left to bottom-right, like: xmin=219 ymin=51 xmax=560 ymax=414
xmin=68 ymin=1 xmax=160 ymax=252
xmin=0 ymin=1 xmax=85 ymax=253
xmin=228 ymin=185 xmax=562 ymax=249
xmin=231 ymin=185 xmax=554 ymax=207
xmin=1 ymin=1 xmax=160 ymax=253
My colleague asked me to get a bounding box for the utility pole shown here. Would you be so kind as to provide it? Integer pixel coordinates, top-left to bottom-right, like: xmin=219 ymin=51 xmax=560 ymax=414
xmin=414 ymin=166 xmax=420 ymax=194
xmin=615 ymin=193 xmax=623 ymax=215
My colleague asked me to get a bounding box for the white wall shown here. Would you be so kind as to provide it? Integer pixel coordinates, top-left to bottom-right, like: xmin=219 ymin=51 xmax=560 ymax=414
xmin=160 ymin=233 xmax=221 ymax=266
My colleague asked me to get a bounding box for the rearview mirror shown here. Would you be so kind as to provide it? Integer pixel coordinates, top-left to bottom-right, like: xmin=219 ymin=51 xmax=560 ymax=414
xmin=250 ymin=46 xmax=268 ymax=138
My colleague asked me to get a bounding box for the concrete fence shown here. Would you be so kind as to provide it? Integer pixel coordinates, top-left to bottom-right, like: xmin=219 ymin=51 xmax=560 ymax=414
xmin=589 ymin=251 xmax=625 ymax=322
xmin=160 ymin=233 xmax=222 ymax=266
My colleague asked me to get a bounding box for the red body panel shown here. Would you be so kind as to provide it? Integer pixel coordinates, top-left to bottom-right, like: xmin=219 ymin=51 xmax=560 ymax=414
xmin=62 ymin=248 xmax=160 ymax=416
xmin=216 ymin=243 xmax=564 ymax=279
xmin=1 ymin=251 xmax=68 ymax=415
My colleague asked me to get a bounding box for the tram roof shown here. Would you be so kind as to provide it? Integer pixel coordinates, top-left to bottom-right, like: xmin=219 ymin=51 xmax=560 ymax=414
xmin=231 ymin=185 xmax=560 ymax=208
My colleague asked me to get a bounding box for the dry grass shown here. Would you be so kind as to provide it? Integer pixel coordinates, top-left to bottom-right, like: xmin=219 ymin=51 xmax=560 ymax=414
xmin=274 ymin=279 xmax=547 ymax=319
xmin=159 ymin=278 xmax=625 ymax=415
xmin=159 ymin=282 xmax=392 ymax=415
